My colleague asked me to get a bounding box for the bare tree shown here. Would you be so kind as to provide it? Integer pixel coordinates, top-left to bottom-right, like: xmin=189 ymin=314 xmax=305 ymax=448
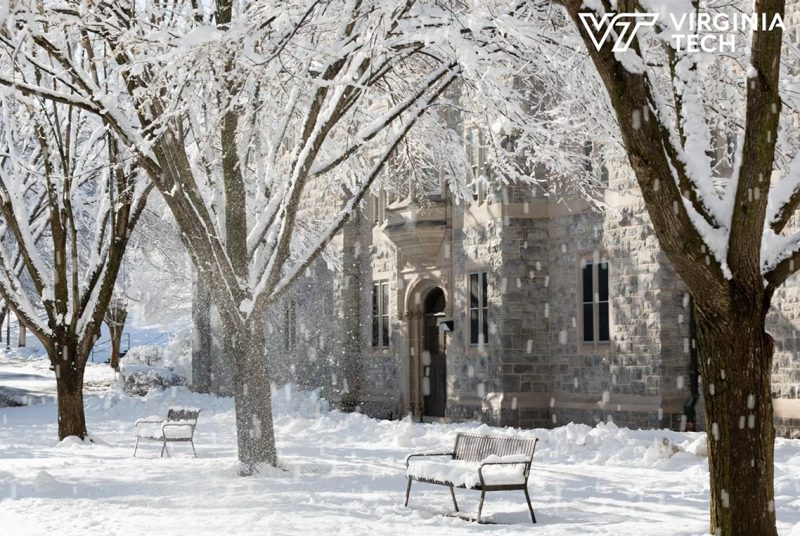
xmin=553 ymin=0 xmax=799 ymax=534
xmin=0 ymin=84 xmax=150 ymax=439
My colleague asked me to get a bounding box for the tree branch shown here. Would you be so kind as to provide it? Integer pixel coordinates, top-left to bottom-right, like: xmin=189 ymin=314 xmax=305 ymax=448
xmin=727 ymin=0 xmax=785 ymax=289
xmin=562 ymin=0 xmax=729 ymax=305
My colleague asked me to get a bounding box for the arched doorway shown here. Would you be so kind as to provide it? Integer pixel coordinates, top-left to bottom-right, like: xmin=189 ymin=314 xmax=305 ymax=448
xmin=422 ymin=288 xmax=446 ymax=417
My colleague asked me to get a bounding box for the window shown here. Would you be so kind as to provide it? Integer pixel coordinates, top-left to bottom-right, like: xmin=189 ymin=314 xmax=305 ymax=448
xmin=723 ymin=132 xmax=737 ymax=172
xmin=372 ymin=281 xmax=390 ymax=347
xmin=370 ymin=190 xmax=386 ymax=226
xmin=284 ymin=299 xmax=296 ymax=352
xmin=370 ymin=193 xmax=379 ymax=225
xmin=469 ymin=272 xmax=489 ymax=345
xmin=467 ymin=128 xmax=484 ymax=201
xmin=583 ymin=140 xmax=593 ymax=171
xmin=600 ymin=159 xmax=609 ymax=185
xmin=585 ymin=141 xmax=609 ymax=186
xmin=581 ymin=261 xmax=610 ymax=343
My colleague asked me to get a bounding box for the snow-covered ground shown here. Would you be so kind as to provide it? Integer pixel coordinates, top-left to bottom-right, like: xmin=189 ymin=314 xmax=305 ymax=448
xmin=0 ymin=351 xmax=115 ymax=406
xmin=1 ymin=357 xmax=800 ymax=536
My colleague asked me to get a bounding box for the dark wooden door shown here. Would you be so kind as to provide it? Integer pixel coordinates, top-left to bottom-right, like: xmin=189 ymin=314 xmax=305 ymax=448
xmin=422 ymin=289 xmax=446 ymax=417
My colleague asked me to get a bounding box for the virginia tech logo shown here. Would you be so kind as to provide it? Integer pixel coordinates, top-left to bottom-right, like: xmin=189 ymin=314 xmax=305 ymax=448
xmin=578 ymin=12 xmax=659 ymax=52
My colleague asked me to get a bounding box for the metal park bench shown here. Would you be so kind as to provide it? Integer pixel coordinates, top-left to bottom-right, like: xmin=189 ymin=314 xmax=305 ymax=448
xmin=404 ymin=432 xmax=538 ymax=524
xmin=133 ymin=407 xmax=201 ymax=458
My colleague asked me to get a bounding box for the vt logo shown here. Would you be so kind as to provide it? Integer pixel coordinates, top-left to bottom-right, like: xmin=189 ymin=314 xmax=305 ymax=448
xmin=578 ymin=12 xmax=659 ymax=52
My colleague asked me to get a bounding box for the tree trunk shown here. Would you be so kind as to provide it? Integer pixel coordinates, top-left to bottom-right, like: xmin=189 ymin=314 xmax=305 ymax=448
xmin=226 ymin=318 xmax=277 ymax=474
xmin=104 ymin=300 xmax=127 ymax=372
xmin=339 ymin=212 xmax=363 ymax=411
xmin=17 ymin=321 xmax=26 ymax=347
xmin=694 ymin=294 xmax=777 ymax=536
xmin=52 ymin=342 xmax=87 ymax=440
xmin=0 ymin=305 xmax=6 ymax=343
xmin=191 ymin=271 xmax=214 ymax=393
xmin=109 ymin=327 xmax=123 ymax=371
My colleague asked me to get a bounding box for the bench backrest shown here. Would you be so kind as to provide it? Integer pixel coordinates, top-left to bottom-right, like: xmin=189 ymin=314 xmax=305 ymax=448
xmin=166 ymin=407 xmax=200 ymax=424
xmin=452 ymin=433 xmax=538 ymax=462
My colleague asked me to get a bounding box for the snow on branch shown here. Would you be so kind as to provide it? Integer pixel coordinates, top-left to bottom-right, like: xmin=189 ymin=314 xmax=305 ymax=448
xmin=259 ymin=65 xmax=462 ymax=313
xmin=767 ymin=152 xmax=800 ymax=233
xmin=0 ymin=46 xmax=150 ymax=358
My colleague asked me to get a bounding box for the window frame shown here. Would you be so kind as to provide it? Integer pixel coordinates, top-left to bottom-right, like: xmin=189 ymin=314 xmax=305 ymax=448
xmin=467 ymin=128 xmax=486 ymax=203
xmin=578 ymin=257 xmax=611 ymax=348
xmin=585 ymin=140 xmax=610 ymax=187
xmin=369 ymin=188 xmax=386 ymax=226
xmin=468 ymin=271 xmax=489 ymax=346
xmin=371 ymin=280 xmax=390 ymax=348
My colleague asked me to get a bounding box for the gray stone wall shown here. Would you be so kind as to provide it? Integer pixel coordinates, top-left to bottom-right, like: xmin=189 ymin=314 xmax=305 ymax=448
xmin=193 ymin=154 xmax=800 ymax=438
xmin=770 ymin=0 xmax=800 ymax=432
xmin=541 ymin=166 xmax=692 ymax=430
xmin=265 ymin=259 xmax=341 ymax=394
xmin=340 ymin=172 xmax=699 ymax=432
xmin=191 ymin=272 xmax=233 ymax=396
xmin=257 ymin=206 xmax=371 ymax=408
xmin=769 ymin=256 xmax=800 ymax=437
xmin=359 ymin=204 xmax=404 ymax=415
xmin=443 ymin=200 xmax=511 ymax=421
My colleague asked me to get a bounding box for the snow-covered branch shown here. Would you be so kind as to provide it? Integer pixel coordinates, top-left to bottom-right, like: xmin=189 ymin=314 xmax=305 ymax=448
xmin=259 ymin=64 xmax=462 ymax=313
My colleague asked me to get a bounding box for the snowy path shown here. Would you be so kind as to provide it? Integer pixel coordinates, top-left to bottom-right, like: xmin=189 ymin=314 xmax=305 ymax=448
xmin=1 ymin=365 xmax=799 ymax=535
xmin=0 ymin=354 xmax=114 ymax=406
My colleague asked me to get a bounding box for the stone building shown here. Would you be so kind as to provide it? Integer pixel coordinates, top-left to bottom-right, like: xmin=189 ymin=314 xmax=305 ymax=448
xmin=194 ymin=6 xmax=800 ymax=435
xmin=250 ymin=140 xmax=800 ymax=436
xmin=306 ymin=155 xmax=700 ymax=431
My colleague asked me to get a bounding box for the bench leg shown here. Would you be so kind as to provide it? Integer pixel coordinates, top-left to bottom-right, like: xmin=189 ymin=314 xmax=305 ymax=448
xmin=191 ymin=440 xmax=197 ymax=458
xmin=476 ymin=490 xmax=486 ymax=523
xmin=524 ymin=487 xmax=536 ymax=524
xmin=160 ymin=440 xmax=168 ymax=458
xmin=449 ymin=485 xmax=459 ymax=512
xmin=133 ymin=437 xmax=139 ymax=457
xmin=404 ymin=478 xmax=412 ymax=507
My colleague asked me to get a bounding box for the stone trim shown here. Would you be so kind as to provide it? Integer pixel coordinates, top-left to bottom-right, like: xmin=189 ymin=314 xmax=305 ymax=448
xmin=462 ymin=199 xmax=599 ymax=227
xmin=444 ymin=392 xmax=686 ymax=414
xmin=774 ymin=398 xmax=800 ymax=420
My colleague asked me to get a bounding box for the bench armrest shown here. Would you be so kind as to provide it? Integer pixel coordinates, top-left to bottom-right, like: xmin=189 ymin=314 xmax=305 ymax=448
xmin=405 ymin=452 xmax=453 ymax=468
xmin=477 ymin=460 xmax=532 ymax=486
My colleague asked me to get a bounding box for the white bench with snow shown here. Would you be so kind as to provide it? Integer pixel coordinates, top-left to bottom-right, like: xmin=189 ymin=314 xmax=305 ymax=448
xmin=133 ymin=407 xmax=201 ymax=458
xmin=404 ymin=432 xmax=538 ymax=524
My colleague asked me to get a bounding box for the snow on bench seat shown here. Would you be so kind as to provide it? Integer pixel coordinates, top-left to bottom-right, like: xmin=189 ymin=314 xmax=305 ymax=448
xmin=406 ymin=454 xmax=529 ymax=488
xmin=162 ymin=423 xmax=195 ymax=440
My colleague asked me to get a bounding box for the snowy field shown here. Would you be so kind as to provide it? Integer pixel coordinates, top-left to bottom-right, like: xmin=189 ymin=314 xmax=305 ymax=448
xmin=1 ymin=358 xmax=800 ymax=536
